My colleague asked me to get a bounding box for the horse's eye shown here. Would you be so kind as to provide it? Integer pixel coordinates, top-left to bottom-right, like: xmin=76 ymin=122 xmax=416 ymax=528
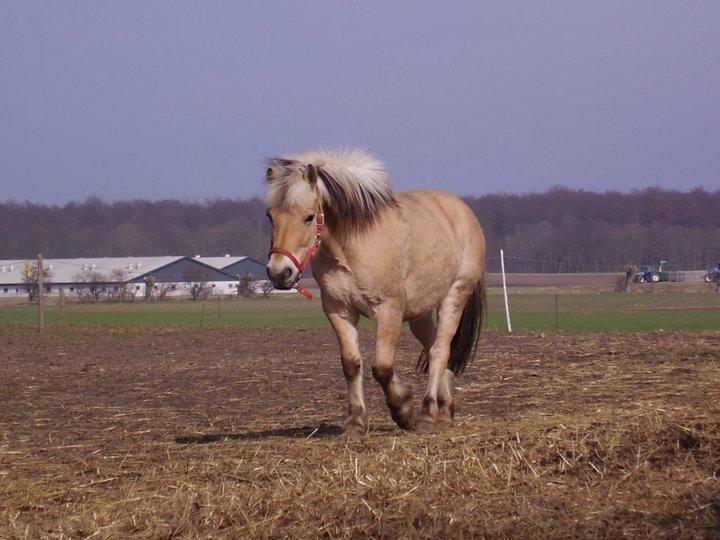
xmin=304 ymin=215 xmax=314 ymax=224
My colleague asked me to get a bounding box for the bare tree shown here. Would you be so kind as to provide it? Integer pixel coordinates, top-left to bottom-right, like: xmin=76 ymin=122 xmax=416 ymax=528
xmin=623 ymin=264 xmax=636 ymax=293
xmin=154 ymin=283 xmax=173 ymax=301
xmin=106 ymin=269 xmax=136 ymax=302
xmin=182 ymin=267 xmax=212 ymax=301
xmin=184 ymin=281 xmax=210 ymax=301
xmin=143 ymin=276 xmax=156 ymax=301
xmin=74 ymin=270 xmax=106 ymax=303
xmin=142 ymin=275 xmax=172 ymax=301
xmin=260 ymin=280 xmax=275 ymax=298
xmin=237 ymin=273 xmax=255 ymax=298
xmin=22 ymin=261 xmax=53 ymax=301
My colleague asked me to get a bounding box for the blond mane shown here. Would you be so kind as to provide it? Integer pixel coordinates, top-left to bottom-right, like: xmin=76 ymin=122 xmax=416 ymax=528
xmin=265 ymin=147 xmax=396 ymax=230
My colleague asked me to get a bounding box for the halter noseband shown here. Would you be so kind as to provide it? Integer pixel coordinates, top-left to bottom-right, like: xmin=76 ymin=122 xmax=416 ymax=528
xmin=268 ymin=208 xmax=325 ymax=300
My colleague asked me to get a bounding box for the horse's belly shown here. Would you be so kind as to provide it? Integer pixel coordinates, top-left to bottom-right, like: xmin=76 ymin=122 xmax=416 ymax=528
xmin=401 ymin=270 xmax=455 ymax=320
xmin=402 ymin=301 xmax=436 ymax=320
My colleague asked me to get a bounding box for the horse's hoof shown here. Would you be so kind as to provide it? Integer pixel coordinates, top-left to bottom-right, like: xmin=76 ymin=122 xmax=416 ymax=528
xmin=393 ymin=413 xmax=417 ymax=431
xmin=414 ymin=418 xmax=439 ymax=433
xmin=342 ymin=418 xmax=367 ymax=440
xmin=341 ymin=428 xmax=364 ymax=441
xmin=391 ymin=401 xmax=418 ymax=431
xmin=436 ymin=413 xmax=454 ymax=429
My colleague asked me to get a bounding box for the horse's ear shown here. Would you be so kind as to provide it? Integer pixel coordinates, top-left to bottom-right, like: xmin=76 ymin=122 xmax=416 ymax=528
xmin=306 ymin=164 xmax=318 ymax=187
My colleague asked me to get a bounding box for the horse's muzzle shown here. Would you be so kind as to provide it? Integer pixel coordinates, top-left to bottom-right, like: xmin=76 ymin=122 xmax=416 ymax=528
xmin=266 ymin=265 xmax=298 ymax=290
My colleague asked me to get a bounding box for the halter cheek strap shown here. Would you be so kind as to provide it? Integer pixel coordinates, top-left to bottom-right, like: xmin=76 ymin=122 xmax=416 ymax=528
xmin=268 ymin=212 xmax=325 ymax=299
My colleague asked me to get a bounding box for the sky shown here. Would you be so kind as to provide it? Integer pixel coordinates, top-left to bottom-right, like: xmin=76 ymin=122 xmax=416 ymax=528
xmin=1 ymin=2 xmax=719 ymax=204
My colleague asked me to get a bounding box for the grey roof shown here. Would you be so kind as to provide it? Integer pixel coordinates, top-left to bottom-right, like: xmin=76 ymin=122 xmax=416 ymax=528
xmin=0 ymin=257 xmax=184 ymax=285
xmin=193 ymin=256 xmax=248 ymax=270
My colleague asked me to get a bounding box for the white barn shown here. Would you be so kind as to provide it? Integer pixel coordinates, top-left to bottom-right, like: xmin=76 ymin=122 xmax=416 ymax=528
xmin=0 ymin=256 xmax=241 ymax=298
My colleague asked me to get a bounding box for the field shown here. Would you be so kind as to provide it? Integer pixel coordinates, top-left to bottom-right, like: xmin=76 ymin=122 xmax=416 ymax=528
xmin=1 ymin=288 xmax=719 ymax=536
xmin=1 ymin=320 xmax=719 ymax=537
xmin=1 ymin=286 xmax=720 ymax=332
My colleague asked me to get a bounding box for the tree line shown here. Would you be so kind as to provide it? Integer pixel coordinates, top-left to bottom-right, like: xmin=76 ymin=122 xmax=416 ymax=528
xmin=1 ymin=187 xmax=718 ymax=273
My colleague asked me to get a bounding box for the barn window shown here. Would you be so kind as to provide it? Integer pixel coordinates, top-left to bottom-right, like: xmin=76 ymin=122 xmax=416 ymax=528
xmin=69 ymin=287 xmax=75 ymax=292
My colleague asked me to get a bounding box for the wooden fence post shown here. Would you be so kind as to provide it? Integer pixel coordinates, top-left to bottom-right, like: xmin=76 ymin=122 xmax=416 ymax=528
xmin=59 ymin=287 xmax=66 ymax=325
xmin=37 ymin=253 xmax=44 ymax=334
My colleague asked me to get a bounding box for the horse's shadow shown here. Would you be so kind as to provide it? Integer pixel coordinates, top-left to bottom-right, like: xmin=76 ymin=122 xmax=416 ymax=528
xmin=175 ymin=424 xmax=342 ymax=444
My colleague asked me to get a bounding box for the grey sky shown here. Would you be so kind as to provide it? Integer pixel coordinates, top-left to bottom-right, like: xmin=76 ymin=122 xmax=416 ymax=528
xmin=1 ymin=2 xmax=718 ymax=204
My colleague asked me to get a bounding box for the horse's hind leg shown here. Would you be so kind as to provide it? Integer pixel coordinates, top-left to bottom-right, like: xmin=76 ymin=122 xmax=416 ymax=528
xmin=409 ymin=313 xmax=436 ymax=359
xmin=416 ymin=281 xmax=474 ymax=433
xmin=373 ymin=305 xmax=417 ymax=430
xmin=325 ymin=307 xmax=367 ymax=439
xmin=437 ymin=371 xmax=455 ymax=426
xmin=409 ymin=314 xmax=454 ymax=426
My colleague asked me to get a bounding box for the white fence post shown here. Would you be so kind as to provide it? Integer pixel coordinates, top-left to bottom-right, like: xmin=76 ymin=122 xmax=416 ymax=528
xmin=500 ymin=249 xmax=512 ymax=332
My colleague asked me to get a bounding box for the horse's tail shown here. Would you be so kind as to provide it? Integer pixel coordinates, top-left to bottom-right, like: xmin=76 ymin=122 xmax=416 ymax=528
xmin=448 ymin=279 xmax=485 ymax=375
xmin=417 ymin=278 xmax=486 ymax=375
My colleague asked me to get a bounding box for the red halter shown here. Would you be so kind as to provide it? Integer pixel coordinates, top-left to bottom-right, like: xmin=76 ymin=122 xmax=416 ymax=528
xmin=268 ymin=212 xmax=325 ymax=300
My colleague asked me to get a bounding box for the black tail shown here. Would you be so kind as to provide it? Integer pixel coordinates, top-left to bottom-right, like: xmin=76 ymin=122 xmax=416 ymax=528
xmin=417 ymin=279 xmax=486 ymax=375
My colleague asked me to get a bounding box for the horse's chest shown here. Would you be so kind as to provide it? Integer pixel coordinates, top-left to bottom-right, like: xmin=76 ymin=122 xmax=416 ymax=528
xmin=315 ymin=267 xmax=382 ymax=320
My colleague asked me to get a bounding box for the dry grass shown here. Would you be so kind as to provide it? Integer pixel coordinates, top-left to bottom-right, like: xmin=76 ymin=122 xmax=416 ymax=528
xmin=0 ymin=325 xmax=718 ymax=538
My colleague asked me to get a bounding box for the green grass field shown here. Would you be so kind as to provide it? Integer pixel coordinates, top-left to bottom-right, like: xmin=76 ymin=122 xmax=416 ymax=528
xmin=1 ymin=289 xmax=719 ymax=332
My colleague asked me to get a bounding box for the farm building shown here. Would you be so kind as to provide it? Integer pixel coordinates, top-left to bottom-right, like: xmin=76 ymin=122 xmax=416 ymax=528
xmin=0 ymin=256 xmax=262 ymax=298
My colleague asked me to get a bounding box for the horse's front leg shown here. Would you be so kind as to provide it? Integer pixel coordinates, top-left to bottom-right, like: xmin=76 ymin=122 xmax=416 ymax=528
xmin=372 ymin=305 xmax=417 ymax=430
xmin=325 ymin=307 xmax=367 ymax=439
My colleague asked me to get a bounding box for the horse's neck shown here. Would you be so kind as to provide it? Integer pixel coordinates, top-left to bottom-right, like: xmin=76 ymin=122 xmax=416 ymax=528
xmin=318 ymin=232 xmax=352 ymax=268
xmin=320 ymin=222 xmax=381 ymax=270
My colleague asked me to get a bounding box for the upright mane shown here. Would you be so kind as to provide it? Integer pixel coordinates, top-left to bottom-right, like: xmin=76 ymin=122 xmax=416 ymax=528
xmin=265 ymin=147 xmax=396 ymax=231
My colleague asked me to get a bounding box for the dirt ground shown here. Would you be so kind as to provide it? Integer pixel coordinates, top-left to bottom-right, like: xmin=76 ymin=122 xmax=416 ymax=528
xmin=1 ymin=324 xmax=718 ymax=538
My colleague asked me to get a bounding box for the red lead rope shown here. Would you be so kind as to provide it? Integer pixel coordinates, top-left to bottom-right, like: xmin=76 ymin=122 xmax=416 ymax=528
xmin=268 ymin=213 xmax=324 ymax=300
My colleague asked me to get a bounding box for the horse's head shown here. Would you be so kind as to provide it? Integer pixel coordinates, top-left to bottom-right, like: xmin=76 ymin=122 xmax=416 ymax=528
xmin=264 ymin=148 xmax=394 ymax=291
xmin=264 ymin=163 xmax=323 ymax=290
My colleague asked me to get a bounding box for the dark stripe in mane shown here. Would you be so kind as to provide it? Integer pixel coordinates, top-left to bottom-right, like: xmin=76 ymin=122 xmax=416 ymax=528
xmin=317 ymin=168 xmax=396 ymax=233
xmin=266 ymin=148 xmax=396 ymax=233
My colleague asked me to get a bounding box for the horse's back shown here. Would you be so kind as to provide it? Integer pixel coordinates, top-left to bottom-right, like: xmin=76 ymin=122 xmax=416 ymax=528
xmin=396 ymin=189 xmax=485 ymax=265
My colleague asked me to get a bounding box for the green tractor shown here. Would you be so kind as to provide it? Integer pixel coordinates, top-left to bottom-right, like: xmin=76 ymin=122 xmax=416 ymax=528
xmin=704 ymin=262 xmax=720 ymax=283
xmin=633 ymin=260 xmax=670 ymax=283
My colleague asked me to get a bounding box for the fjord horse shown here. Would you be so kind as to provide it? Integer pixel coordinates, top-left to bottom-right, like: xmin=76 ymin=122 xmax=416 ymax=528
xmin=265 ymin=148 xmax=486 ymax=437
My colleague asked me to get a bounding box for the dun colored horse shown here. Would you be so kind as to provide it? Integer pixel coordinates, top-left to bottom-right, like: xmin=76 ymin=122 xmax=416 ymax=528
xmin=265 ymin=148 xmax=486 ymax=437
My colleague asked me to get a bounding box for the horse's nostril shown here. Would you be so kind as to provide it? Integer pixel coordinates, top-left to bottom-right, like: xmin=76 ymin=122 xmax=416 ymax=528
xmin=282 ymin=267 xmax=293 ymax=282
